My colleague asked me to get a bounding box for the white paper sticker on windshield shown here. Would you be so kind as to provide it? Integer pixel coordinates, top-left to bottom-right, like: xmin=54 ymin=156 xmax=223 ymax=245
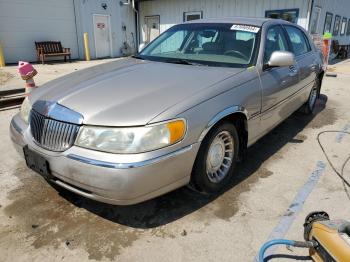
xmin=230 ymin=24 xmax=260 ymax=33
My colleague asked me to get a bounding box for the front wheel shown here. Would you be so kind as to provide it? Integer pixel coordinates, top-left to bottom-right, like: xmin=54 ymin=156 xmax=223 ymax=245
xmin=191 ymin=121 xmax=240 ymax=194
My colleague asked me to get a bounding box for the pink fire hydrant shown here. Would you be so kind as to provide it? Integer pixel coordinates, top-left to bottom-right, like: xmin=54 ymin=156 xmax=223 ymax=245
xmin=18 ymin=61 xmax=38 ymax=94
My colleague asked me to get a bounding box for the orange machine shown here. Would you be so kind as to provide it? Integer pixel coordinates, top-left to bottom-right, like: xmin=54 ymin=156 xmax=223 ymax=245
xmin=304 ymin=211 xmax=350 ymax=262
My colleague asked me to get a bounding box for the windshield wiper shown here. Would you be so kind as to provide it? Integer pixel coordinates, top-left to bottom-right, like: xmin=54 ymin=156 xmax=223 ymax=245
xmin=164 ymin=59 xmax=206 ymax=66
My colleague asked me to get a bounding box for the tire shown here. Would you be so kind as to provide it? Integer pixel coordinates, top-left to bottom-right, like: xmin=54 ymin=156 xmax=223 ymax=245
xmin=191 ymin=121 xmax=240 ymax=194
xmin=300 ymin=77 xmax=320 ymax=115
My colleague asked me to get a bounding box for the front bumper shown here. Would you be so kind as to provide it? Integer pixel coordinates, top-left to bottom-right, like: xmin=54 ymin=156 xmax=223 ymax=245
xmin=10 ymin=113 xmax=200 ymax=205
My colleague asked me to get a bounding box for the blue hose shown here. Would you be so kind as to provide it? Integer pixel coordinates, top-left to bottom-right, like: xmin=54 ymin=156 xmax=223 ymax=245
xmin=258 ymin=239 xmax=295 ymax=262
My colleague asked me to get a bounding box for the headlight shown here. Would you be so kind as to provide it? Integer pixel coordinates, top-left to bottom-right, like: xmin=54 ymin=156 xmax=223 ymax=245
xmin=75 ymin=119 xmax=186 ymax=154
xmin=20 ymin=97 xmax=31 ymax=124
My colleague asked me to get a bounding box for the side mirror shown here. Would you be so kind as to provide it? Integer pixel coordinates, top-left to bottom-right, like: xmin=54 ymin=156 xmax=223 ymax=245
xmin=267 ymin=51 xmax=295 ymax=68
xmin=138 ymin=43 xmax=146 ymax=52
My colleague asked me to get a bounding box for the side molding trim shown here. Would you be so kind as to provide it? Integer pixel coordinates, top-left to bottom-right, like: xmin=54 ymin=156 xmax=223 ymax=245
xmin=67 ymin=145 xmax=193 ymax=169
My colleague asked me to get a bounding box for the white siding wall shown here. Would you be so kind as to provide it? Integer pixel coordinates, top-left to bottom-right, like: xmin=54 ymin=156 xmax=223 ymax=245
xmin=139 ymin=0 xmax=311 ymax=43
xmin=313 ymin=0 xmax=350 ymax=44
xmin=0 ymin=0 xmax=79 ymax=63
xmin=74 ymin=0 xmax=136 ymax=59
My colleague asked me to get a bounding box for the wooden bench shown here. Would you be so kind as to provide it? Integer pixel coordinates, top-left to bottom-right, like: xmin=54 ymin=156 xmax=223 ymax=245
xmin=35 ymin=41 xmax=71 ymax=64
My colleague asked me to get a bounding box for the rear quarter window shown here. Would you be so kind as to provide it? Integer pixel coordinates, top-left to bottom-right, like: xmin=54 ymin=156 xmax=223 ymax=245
xmin=284 ymin=26 xmax=311 ymax=56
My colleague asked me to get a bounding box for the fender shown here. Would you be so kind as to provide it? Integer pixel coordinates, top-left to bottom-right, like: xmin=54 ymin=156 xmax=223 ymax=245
xmin=198 ymin=105 xmax=249 ymax=142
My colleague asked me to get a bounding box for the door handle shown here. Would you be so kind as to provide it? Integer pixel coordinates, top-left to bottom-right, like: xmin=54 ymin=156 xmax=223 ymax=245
xmin=310 ymin=64 xmax=317 ymax=71
xmin=289 ymin=65 xmax=298 ymax=76
xmin=289 ymin=65 xmax=297 ymax=71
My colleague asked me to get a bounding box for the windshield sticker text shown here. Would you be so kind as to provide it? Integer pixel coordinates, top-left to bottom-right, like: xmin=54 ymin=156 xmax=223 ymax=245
xmin=230 ymin=24 xmax=260 ymax=33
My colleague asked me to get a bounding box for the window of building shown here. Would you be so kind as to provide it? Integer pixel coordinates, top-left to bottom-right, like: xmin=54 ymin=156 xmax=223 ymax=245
xmin=340 ymin=17 xmax=347 ymax=35
xmin=323 ymin=12 xmax=333 ymax=33
xmin=333 ymin=15 xmax=341 ymax=36
xmin=265 ymin=9 xmax=299 ymax=24
xmin=310 ymin=6 xmax=322 ymax=34
xmin=264 ymin=25 xmax=289 ymax=64
xmin=347 ymin=20 xmax=350 ymax=35
xmin=183 ymin=11 xmax=203 ymax=22
xmin=284 ymin=26 xmax=311 ymax=56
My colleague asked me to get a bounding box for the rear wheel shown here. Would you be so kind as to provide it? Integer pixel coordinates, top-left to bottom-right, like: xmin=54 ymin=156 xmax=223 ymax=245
xmin=191 ymin=121 xmax=239 ymax=194
xmin=300 ymin=77 xmax=320 ymax=115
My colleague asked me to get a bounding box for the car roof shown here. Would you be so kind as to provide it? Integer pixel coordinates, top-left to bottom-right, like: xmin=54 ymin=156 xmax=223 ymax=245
xmin=184 ymin=16 xmax=284 ymax=27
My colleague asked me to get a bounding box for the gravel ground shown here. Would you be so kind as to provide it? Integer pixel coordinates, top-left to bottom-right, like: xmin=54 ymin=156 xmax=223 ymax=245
xmin=0 ymin=58 xmax=120 ymax=91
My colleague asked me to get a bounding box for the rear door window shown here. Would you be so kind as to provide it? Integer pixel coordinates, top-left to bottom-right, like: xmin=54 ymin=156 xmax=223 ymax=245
xmin=284 ymin=26 xmax=311 ymax=56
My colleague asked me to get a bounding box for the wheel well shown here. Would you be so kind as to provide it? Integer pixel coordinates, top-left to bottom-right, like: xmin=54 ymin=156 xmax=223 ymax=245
xmin=212 ymin=112 xmax=248 ymax=161
xmin=319 ymin=70 xmax=325 ymax=79
xmin=189 ymin=112 xmax=248 ymax=191
xmin=318 ymin=70 xmax=325 ymax=82
xmin=317 ymin=70 xmax=325 ymax=98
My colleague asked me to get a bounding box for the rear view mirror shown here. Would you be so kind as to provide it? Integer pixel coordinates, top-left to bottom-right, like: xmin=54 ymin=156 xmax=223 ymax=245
xmin=200 ymin=30 xmax=216 ymax=38
xmin=268 ymin=51 xmax=295 ymax=68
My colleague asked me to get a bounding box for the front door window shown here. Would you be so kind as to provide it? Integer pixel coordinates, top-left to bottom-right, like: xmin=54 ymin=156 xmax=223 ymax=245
xmin=264 ymin=25 xmax=289 ymax=64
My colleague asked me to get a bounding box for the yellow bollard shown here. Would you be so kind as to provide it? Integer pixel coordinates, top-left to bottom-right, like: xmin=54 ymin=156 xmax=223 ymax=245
xmin=0 ymin=43 xmax=5 ymax=67
xmin=83 ymin=33 xmax=91 ymax=61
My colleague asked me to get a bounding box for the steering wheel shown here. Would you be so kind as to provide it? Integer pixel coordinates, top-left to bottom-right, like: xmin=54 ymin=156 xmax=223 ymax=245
xmin=224 ymin=50 xmax=249 ymax=61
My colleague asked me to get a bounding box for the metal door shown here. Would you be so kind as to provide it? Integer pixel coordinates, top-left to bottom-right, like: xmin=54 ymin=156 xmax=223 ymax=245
xmin=144 ymin=16 xmax=160 ymax=43
xmin=284 ymin=25 xmax=317 ymax=93
xmin=93 ymin=14 xmax=112 ymax=58
xmin=260 ymin=25 xmax=300 ymax=111
xmin=259 ymin=25 xmax=300 ymax=132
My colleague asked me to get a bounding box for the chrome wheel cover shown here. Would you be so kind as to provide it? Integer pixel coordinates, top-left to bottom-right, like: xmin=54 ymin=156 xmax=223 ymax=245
xmin=206 ymin=131 xmax=234 ymax=183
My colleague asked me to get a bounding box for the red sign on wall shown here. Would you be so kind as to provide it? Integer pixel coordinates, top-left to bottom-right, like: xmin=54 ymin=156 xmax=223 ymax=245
xmin=97 ymin=23 xmax=105 ymax=29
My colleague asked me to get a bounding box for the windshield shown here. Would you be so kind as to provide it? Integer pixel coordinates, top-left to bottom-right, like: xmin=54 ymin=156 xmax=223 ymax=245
xmin=138 ymin=23 xmax=260 ymax=68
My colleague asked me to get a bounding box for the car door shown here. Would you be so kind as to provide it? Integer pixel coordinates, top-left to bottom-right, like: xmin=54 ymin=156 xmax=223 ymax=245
xmin=258 ymin=25 xmax=300 ymax=133
xmin=283 ymin=25 xmax=318 ymax=97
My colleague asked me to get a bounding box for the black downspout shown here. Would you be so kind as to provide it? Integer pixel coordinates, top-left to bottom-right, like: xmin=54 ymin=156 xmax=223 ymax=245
xmin=72 ymin=0 xmax=81 ymax=59
xmin=134 ymin=1 xmax=140 ymax=51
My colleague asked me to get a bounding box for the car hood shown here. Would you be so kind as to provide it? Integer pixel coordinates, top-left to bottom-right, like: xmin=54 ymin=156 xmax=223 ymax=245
xmin=30 ymin=58 xmax=244 ymax=126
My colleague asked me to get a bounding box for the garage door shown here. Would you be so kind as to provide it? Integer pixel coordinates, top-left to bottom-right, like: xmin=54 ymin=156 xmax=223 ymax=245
xmin=0 ymin=0 xmax=78 ymax=63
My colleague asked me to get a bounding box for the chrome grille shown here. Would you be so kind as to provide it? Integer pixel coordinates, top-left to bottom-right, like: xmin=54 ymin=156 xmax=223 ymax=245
xmin=29 ymin=110 xmax=80 ymax=152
